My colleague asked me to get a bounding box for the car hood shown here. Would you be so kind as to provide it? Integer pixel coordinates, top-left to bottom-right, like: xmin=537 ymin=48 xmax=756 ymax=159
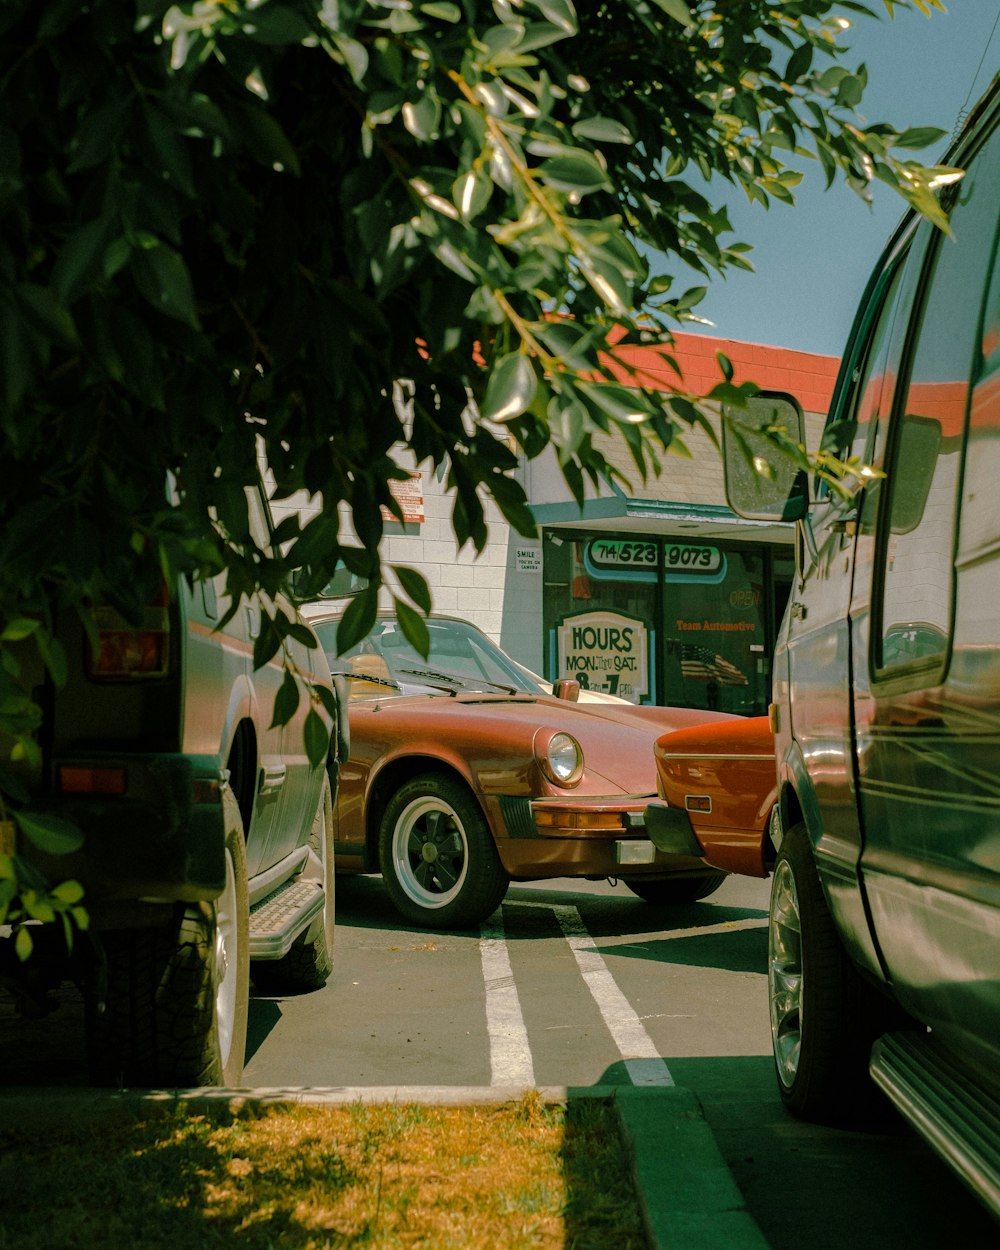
xmin=348 ymin=690 xmax=738 ymax=796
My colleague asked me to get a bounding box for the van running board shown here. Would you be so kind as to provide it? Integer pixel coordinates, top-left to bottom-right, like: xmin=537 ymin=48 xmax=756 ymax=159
xmin=870 ymin=1031 xmax=1000 ymax=1219
xmin=248 ymin=878 xmax=324 ymax=961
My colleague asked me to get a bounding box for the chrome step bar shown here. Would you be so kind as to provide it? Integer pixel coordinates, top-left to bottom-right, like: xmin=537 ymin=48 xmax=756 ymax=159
xmin=870 ymin=1031 xmax=1000 ymax=1219
xmin=248 ymin=878 xmax=324 ymax=960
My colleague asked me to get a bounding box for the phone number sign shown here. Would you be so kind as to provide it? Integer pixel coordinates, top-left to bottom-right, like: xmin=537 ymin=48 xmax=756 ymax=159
xmin=585 ymin=538 xmax=722 ymax=581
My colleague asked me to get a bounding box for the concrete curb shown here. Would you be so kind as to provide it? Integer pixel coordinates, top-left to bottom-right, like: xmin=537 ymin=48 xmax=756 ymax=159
xmin=614 ymin=1085 xmax=770 ymax=1250
xmin=0 ymin=1083 xmax=770 ymax=1250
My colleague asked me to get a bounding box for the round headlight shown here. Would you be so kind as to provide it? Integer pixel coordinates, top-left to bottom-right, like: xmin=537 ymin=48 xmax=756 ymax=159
xmin=546 ymin=732 xmax=583 ymax=785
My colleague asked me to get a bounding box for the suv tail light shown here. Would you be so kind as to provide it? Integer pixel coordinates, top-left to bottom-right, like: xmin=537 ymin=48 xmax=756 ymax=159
xmin=87 ymin=586 xmax=171 ymax=680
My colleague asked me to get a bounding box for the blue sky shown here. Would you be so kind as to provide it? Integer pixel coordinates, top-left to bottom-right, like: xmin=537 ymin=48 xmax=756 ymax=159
xmin=662 ymin=3 xmax=1000 ymax=357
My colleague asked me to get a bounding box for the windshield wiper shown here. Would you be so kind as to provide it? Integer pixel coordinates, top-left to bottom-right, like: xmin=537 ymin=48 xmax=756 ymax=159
xmin=331 ymin=669 xmax=400 ymax=691
xmin=397 ymin=666 xmax=518 ymax=695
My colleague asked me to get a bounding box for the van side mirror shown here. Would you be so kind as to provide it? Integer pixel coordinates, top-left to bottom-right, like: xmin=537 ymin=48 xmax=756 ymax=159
xmin=722 ymin=392 xmax=809 ymax=523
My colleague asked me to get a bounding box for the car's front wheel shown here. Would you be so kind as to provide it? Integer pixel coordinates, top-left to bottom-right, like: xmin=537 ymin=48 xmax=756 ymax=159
xmin=769 ymin=821 xmax=893 ymax=1123
xmin=379 ymin=773 xmax=508 ymax=929
xmin=624 ymin=871 xmax=727 ymax=905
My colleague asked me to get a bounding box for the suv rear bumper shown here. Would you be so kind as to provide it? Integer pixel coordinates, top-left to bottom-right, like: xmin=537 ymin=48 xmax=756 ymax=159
xmin=19 ymin=752 xmax=228 ymax=912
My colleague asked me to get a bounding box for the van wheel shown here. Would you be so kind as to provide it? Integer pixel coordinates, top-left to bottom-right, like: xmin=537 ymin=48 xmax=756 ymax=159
xmin=379 ymin=773 xmax=508 ymax=929
xmin=624 ymin=871 xmax=727 ymax=904
xmin=252 ymin=773 xmax=336 ymax=993
xmin=86 ymin=789 xmax=249 ymax=1088
xmin=769 ymin=822 xmax=892 ymax=1123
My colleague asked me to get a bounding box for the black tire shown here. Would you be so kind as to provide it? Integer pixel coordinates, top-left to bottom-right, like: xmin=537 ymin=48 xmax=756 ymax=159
xmin=379 ymin=772 xmax=508 ymax=929
xmin=769 ymin=821 xmax=893 ymax=1123
xmin=252 ymin=773 xmax=335 ymax=993
xmin=85 ymin=789 xmax=250 ymax=1088
xmin=624 ymin=871 xmax=727 ymax=905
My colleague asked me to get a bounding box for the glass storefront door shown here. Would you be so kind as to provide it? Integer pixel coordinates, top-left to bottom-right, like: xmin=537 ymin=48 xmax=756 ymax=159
xmin=660 ymin=546 xmax=767 ymax=716
xmin=542 ymin=529 xmax=785 ymax=713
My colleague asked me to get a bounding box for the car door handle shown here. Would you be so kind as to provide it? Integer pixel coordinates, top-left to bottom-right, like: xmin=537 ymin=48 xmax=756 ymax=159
xmin=258 ymin=762 xmax=286 ymax=796
xmin=790 ymin=602 xmax=807 ymax=621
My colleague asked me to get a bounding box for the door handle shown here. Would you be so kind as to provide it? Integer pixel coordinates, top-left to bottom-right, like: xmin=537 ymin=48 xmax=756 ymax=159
xmin=790 ymin=602 xmax=807 ymax=621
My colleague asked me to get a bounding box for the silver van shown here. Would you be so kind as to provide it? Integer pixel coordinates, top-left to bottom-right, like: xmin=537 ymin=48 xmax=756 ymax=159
xmin=726 ymin=75 xmax=1000 ymax=1216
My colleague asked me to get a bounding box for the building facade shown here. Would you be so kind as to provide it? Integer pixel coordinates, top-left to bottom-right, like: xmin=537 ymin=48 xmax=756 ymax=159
xmin=283 ymin=333 xmax=838 ymax=712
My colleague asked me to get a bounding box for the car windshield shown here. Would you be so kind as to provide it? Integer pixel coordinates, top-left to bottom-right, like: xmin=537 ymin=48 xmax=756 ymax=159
xmin=310 ymin=617 xmax=541 ymax=699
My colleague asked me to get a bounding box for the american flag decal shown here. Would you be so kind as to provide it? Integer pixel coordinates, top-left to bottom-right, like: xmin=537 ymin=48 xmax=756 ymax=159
xmin=680 ymin=644 xmax=748 ymax=686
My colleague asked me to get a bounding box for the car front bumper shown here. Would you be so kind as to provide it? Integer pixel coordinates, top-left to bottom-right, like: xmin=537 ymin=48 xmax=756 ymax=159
xmin=492 ymin=794 xmax=708 ymax=879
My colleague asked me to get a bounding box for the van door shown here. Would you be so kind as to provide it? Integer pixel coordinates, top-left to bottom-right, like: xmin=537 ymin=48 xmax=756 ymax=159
xmin=779 ymin=229 xmax=916 ymax=972
xmin=852 ymin=116 xmax=1000 ymax=1049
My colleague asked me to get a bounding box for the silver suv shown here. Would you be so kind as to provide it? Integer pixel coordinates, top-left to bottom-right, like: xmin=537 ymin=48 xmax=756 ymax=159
xmin=1 ymin=483 xmax=339 ymax=1088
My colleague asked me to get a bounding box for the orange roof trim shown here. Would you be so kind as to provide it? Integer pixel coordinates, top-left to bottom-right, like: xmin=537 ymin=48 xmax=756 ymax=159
xmin=604 ymin=331 xmax=840 ymax=416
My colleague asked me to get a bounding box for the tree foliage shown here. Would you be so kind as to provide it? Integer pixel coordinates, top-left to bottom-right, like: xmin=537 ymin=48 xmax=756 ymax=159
xmin=0 ymin=0 xmax=954 ymax=932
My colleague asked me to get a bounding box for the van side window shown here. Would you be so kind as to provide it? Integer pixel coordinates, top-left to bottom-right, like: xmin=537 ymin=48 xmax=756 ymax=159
xmin=960 ymin=198 xmax=1000 ymax=566
xmin=823 ymin=257 xmax=908 ymax=473
xmin=876 ymin=124 xmax=1000 ymax=676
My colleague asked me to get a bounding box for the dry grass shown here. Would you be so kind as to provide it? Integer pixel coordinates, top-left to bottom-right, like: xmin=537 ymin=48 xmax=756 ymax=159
xmin=0 ymin=1092 xmax=647 ymax=1249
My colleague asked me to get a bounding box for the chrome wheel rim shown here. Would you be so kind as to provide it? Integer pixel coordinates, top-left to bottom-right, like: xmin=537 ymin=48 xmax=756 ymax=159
xmin=390 ymin=796 xmax=469 ymax=910
xmin=769 ymin=857 xmax=803 ymax=1090
xmin=214 ymin=846 xmax=239 ymax=1069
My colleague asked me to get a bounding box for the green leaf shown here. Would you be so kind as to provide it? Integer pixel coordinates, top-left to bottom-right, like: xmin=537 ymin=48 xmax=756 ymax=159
xmin=481 ymin=353 xmax=538 ymax=423
xmin=17 ymin=284 xmax=79 ymax=349
xmin=402 ymin=92 xmax=441 ymax=142
xmin=784 ymin=42 xmax=812 ymax=85
xmin=533 ymin=0 xmax=578 ymax=34
xmin=304 ymin=708 xmax=331 ymax=768
xmin=337 ymin=585 xmax=379 ymax=654
xmin=241 ymin=5 xmax=313 ymax=43
xmin=893 ymin=126 xmax=948 ymax=151
xmin=1 ymin=619 xmax=39 ymax=643
xmin=421 ymin=3 xmax=462 ymax=22
xmin=453 ymin=167 xmax=493 ymax=220
xmin=234 ymin=102 xmax=301 ymax=176
xmin=15 ymin=811 xmax=84 ymax=856
xmin=270 ymin=668 xmax=301 ymax=728
xmin=51 ymin=217 xmax=112 ymax=304
xmin=36 ymin=632 xmax=68 ymax=688
xmin=647 ymin=0 xmax=693 ymax=25
xmin=571 ymin=117 xmax=633 ymax=145
xmin=578 ymin=380 xmax=651 ymax=425
xmin=311 ymin=683 xmax=338 ymax=722
xmin=51 ymin=879 xmax=85 ymax=904
xmin=394 ymin=597 xmax=430 ymax=659
xmin=326 ymin=30 xmax=369 ymax=85
xmin=540 ymin=153 xmax=611 ymax=195
xmin=393 ymin=565 xmax=432 ymax=613
xmin=133 ymin=244 xmax=201 ymax=329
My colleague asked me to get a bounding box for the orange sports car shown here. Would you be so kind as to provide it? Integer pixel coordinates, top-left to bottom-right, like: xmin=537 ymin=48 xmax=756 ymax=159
xmin=645 ymin=714 xmax=777 ymax=879
xmin=301 ymin=607 xmax=738 ymax=928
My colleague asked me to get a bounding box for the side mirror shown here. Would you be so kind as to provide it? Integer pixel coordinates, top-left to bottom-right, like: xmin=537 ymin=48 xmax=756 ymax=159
xmin=723 ymin=391 xmax=809 ymax=523
xmin=552 ymin=678 xmax=581 ymax=702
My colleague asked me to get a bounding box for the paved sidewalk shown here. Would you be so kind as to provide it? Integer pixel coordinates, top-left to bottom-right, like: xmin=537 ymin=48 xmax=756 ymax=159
xmin=0 ymin=1081 xmax=769 ymax=1250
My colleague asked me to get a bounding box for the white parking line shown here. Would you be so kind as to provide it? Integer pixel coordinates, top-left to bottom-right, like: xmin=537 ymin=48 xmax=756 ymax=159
xmin=498 ymin=900 xmax=675 ymax=1088
xmin=480 ymin=907 xmax=535 ymax=1086
xmin=551 ymin=904 xmax=674 ymax=1087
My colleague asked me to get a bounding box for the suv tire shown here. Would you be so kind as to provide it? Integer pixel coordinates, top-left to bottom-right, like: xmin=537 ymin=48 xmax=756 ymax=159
xmin=85 ymin=788 xmax=250 ymax=1087
xmin=769 ymin=821 xmax=896 ymax=1123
